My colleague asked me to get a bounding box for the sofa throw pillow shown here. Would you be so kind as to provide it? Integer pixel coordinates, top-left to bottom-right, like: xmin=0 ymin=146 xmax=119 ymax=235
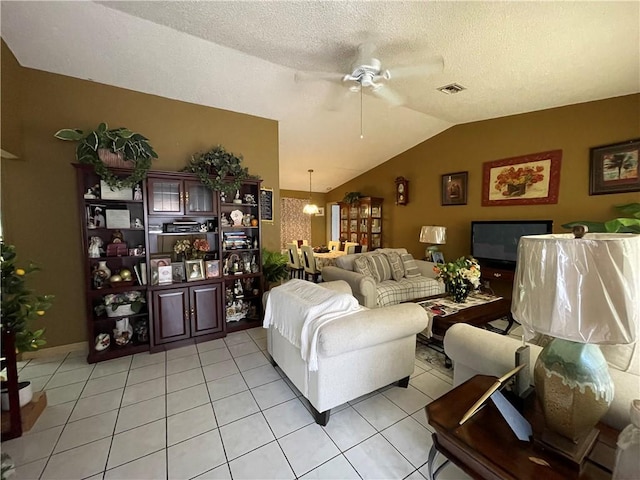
xmin=367 ymin=254 xmax=393 ymax=283
xmin=401 ymin=253 xmax=421 ymax=278
xmin=354 ymin=256 xmax=375 ymax=279
xmin=383 ymin=251 xmax=404 ymax=281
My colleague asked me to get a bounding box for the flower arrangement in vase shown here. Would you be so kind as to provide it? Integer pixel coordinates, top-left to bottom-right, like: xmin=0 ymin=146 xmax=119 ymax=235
xmin=433 ymin=256 xmax=481 ymax=303
xmin=95 ymin=291 xmax=146 ymax=317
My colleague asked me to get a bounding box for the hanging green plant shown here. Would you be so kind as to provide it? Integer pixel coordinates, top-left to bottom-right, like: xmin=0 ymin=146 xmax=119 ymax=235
xmin=54 ymin=123 xmax=158 ymax=189
xmin=182 ymin=145 xmax=259 ymax=196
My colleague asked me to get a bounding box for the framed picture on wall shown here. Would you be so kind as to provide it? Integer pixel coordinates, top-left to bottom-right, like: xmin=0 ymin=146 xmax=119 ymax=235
xmin=482 ymin=150 xmax=562 ymax=206
xmin=316 ymin=207 xmax=325 ymax=217
xmin=589 ymin=139 xmax=640 ymax=195
xmin=441 ymin=172 xmax=468 ymax=206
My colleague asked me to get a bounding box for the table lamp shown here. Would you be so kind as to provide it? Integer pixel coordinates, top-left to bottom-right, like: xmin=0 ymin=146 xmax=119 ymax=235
xmin=512 ymin=232 xmax=639 ymax=466
xmin=419 ymin=226 xmax=446 ymax=261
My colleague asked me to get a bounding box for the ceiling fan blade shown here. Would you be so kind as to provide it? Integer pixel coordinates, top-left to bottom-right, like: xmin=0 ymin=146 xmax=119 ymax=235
xmin=371 ymin=85 xmax=405 ymax=107
xmin=388 ymin=55 xmax=445 ymax=80
xmin=294 ymin=70 xmax=345 ymax=84
xmin=324 ymin=86 xmax=356 ymax=111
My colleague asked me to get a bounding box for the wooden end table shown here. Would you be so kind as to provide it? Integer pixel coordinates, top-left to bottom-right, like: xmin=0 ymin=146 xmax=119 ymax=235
xmin=426 ymin=375 xmax=617 ymax=480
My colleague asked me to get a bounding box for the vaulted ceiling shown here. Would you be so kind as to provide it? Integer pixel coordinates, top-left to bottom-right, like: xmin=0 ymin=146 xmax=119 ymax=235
xmin=2 ymin=1 xmax=638 ymax=192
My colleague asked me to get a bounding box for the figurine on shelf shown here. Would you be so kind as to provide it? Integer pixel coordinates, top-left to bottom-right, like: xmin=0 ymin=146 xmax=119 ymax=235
xmin=233 ymin=190 xmax=242 ymax=204
xmin=220 ymin=213 xmax=230 ymax=227
xmin=92 ymin=265 xmax=109 ymax=289
xmin=133 ymin=218 xmax=143 ymax=229
xmin=244 ymin=193 xmax=255 ymax=204
xmin=88 ymin=236 xmax=103 ymax=258
xmin=242 ymin=213 xmax=252 ymax=227
xmin=133 ymin=184 xmax=143 ymax=201
xmin=220 ymin=191 xmax=226 ymax=203
xmin=111 ymin=230 xmax=124 ymax=243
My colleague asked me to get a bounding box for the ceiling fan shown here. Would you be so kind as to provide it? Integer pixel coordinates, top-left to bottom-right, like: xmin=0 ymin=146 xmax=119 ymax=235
xmin=295 ymin=42 xmax=445 ymax=109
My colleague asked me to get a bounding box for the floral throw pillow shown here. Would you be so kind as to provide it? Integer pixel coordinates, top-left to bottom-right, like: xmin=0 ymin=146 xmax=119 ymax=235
xmin=354 ymin=256 xmax=375 ymax=280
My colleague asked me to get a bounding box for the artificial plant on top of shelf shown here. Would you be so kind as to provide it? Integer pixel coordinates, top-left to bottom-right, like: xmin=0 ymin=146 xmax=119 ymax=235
xmin=54 ymin=122 xmax=158 ymax=189
xmin=182 ymin=145 xmax=260 ymax=196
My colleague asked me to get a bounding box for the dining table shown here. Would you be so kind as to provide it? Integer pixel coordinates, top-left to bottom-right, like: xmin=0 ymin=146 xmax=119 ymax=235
xmin=307 ymin=250 xmax=347 ymax=271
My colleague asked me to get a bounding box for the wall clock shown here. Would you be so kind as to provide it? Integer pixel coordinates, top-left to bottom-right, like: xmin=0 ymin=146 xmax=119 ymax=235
xmin=395 ymin=177 xmax=409 ymax=205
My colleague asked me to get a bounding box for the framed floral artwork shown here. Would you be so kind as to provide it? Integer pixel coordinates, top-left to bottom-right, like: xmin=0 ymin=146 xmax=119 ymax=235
xmin=482 ymin=150 xmax=562 ymax=206
xmin=589 ymin=139 xmax=640 ymax=195
xmin=441 ymin=172 xmax=468 ymax=206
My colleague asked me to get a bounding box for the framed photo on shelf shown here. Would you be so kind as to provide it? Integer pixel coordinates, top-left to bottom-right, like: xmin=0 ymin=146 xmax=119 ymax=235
xmin=589 ymin=138 xmax=640 ymax=195
xmin=432 ymin=251 xmax=445 ymax=264
xmin=185 ymin=259 xmax=205 ymax=282
xmin=205 ymin=260 xmax=220 ymax=278
xmin=171 ymin=262 xmax=185 ymax=282
xmin=150 ymin=257 xmax=171 ymax=285
xmin=441 ymin=172 xmax=468 ymax=206
xmin=482 ymin=150 xmax=562 ymax=206
xmin=158 ymin=265 xmax=172 ymax=285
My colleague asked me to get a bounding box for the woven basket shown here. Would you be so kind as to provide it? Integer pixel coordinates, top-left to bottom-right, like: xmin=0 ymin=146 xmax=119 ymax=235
xmin=98 ymin=149 xmax=129 ymax=168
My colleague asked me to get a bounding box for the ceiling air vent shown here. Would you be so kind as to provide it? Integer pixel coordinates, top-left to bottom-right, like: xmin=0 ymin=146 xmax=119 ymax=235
xmin=437 ymin=83 xmax=466 ymax=95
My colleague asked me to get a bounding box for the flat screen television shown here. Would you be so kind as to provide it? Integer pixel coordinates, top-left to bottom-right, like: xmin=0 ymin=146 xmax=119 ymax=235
xmin=471 ymin=220 xmax=553 ymax=270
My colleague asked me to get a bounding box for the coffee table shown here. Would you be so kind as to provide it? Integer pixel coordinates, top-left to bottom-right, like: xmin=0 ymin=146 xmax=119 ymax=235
xmin=425 ymin=375 xmax=617 ymax=480
xmin=415 ymin=293 xmax=513 ymax=366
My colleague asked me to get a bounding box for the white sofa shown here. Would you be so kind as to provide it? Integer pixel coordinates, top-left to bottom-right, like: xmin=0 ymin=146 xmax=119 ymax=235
xmin=265 ymin=280 xmax=429 ymax=425
xmin=321 ymin=248 xmax=444 ymax=308
xmin=444 ymin=323 xmax=639 ymax=430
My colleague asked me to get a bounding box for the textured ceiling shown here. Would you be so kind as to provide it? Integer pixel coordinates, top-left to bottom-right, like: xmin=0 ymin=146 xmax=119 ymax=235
xmin=2 ymin=1 xmax=639 ymax=192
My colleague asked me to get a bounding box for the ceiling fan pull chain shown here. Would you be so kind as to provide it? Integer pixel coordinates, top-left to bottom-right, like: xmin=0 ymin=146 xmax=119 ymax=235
xmin=360 ymin=86 xmax=364 ymax=139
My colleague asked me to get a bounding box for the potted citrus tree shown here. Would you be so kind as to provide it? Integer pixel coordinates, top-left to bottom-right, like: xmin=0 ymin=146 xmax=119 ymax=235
xmin=54 ymin=122 xmax=158 ymax=189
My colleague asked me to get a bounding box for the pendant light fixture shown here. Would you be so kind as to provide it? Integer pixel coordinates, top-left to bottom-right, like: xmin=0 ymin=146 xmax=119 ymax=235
xmin=303 ymin=169 xmax=320 ymax=215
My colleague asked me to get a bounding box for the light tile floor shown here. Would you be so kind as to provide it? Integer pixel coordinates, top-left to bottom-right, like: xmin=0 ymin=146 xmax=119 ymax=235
xmin=5 ymin=327 xmax=471 ymax=480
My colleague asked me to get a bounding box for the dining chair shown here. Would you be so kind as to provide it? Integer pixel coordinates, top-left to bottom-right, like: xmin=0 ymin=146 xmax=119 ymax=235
xmin=361 ymin=245 xmax=368 ymax=253
xmin=344 ymin=242 xmax=359 ymax=254
xmin=328 ymin=241 xmax=340 ymax=252
xmin=286 ymin=243 xmax=304 ymax=279
xmin=301 ymin=245 xmax=321 ymax=283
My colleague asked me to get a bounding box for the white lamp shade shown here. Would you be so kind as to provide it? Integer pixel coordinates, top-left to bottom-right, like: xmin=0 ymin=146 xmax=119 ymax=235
xmin=512 ymin=233 xmax=640 ymax=345
xmin=303 ymin=203 xmax=319 ymax=215
xmin=419 ymin=226 xmax=447 ymax=244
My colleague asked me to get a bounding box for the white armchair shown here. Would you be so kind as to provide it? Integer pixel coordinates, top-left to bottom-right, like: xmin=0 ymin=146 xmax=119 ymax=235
xmin=265 ymin=280 xmax=429 ymax=425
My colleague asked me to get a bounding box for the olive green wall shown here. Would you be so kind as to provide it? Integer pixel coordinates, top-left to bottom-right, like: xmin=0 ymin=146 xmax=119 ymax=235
xmin=327 ymin=94 xmax=640 ymax=261
xmin=1 ymin=41 xmax=22 ymax=157
xmin=1 ymin=41 xmax=280 ymax=348
xmin=279 ymin=189 xmax=328 ymax=246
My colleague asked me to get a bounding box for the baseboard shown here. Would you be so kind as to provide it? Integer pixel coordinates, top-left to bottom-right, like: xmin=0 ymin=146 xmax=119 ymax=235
xmin=20 ymin=342 xmax=88 ymax=360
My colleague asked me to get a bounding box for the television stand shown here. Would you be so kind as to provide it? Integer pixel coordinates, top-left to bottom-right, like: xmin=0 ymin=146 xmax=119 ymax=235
xmin=479 ymin=265 xmax=515 ymax=299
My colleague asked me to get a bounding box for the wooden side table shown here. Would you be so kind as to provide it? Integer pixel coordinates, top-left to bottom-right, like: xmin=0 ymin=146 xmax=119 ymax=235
xmin=426 ymin=375 xmax=617 ymax=480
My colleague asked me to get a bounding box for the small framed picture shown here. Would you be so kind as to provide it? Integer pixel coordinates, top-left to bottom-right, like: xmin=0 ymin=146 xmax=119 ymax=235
xmin=185 ymin=259 xmax=205 ymax=282
xmin=88 ymin=204 xmax=107 ymax=229
xmin=150 ymin=257 xmax=171 ymax=285
xmin=441 ymin=172 xmax=468 ymax=206
xmin=316 ymin=207 xmax=325 ymax=217
xmin=432 ymin=252 xmax=445 ymax=264
xmin=171 ymin=262 xmax=185 ymax=282
xmin=589 ymin=138 xmax=640 ymax=195
xmin=205 ymin=260 xmax=220 ymax=278
xmin=100 ymin=180 xmax=133 ymax=200
xmin=158 ymin=265 xmax=173 ymax=285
